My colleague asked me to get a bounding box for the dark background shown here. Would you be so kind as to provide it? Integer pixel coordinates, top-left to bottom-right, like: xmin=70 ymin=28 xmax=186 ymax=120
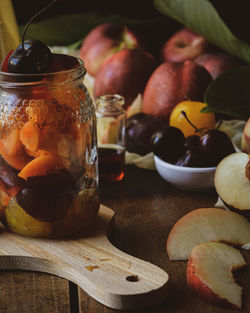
xmin=11 ymin=0 xmax=250 ymax=47
xmin=12 ymin=0 xmax=163 ymax=24
xmin=11 ymin=0 xmax=181 ymax=54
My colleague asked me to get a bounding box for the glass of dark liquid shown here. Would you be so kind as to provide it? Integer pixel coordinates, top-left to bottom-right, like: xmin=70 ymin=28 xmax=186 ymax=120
xmin=96 ymin=94 xmax=126 ymax=182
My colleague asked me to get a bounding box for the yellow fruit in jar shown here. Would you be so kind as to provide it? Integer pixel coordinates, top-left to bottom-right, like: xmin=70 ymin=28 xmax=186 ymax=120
xmin=5 ymin=189 xmax=100 ymax=238
xmin=169 ymin=101 xmax=216 ymax=137
xmin=5 ymin=198 xmax=53 ymax=237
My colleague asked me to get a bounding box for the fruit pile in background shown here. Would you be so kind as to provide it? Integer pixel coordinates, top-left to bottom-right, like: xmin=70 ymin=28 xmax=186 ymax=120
xmin=79 ymin=23 xmax=248 ymax=166
xmin=80 ymin=23 xmax=239 ymax=115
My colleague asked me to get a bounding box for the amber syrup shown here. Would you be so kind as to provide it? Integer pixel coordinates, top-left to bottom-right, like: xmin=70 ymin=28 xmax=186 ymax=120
xmin=98 ymin=145 xmax=125 ymax=182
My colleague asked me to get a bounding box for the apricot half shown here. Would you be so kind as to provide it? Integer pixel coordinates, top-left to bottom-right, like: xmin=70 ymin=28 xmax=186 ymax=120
xmin=18 ymin=154 xmax=71 ymax=180
xmin=0 ymin=128 xmax=32 ymax=170
xmin=20 ymin=121 xmax=40 ymax=153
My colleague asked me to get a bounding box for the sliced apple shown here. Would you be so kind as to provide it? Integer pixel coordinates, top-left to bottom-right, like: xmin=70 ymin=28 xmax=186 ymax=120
xmin=187 ymin=242 xmax=246 ymax=309
xmin=126 ymin=93 xmax=142 ymax=118
xmin=214 ymin=152 xmax=250 ymax=218
xmin=167 ymin=208 xmax=250 ymax=260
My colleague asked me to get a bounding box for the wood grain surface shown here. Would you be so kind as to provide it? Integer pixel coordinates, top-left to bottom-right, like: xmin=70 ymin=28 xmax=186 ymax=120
xmin=0 ymin=205 xmax=169 ymax=311
xmin=0 ymin=165 xmax=249 ymax=313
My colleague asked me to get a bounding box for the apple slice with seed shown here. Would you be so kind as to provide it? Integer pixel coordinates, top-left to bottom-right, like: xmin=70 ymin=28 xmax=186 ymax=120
xmin=187 ymin=242 xmax=246 ymax=309
xmin=167 ymin=208 xmax=250 ymax=260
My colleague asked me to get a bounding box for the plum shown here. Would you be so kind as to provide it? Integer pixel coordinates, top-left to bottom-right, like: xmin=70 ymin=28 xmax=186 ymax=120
xmin=0 ymin=157 xmax=25 ymax=196
xmin=126 ymin=113 xmax=166 ymax=155
xmin=25 ymin=170 xmax=77 ymax=191
xmin=16 ymin=188 xmax=73 ymax=222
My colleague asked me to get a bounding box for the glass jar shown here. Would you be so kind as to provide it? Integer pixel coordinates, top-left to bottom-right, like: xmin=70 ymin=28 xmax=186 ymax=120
xmin=0 ymin=59 xmax=99 ymax=238
xmin=96 ymin=94 xmax=126 ymax=182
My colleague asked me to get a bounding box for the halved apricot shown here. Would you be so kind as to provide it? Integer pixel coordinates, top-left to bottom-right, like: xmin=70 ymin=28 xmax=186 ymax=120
xmin=24 ymin=148 xmax=50 ymax=158
xmin=0 ymin=127 xmax=22 ymax=156
xmin=20 ymin=121 xmax=40 ymax=153
xmin=18 ymin=153 xmax=71 ymax=180
xmin=0 ymin=143 xmax=33 ymax=170
xmin=0 ymin=126 xmax=32 ymax=170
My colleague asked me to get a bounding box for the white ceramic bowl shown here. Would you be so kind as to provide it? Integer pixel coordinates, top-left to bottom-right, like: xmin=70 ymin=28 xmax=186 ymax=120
xmin=154 ymin=155 xmax=216 ymax=191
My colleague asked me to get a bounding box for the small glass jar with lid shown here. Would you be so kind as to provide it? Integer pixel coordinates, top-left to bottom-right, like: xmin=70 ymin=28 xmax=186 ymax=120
xmin=95 ymin=94 xmax=126 ymax=182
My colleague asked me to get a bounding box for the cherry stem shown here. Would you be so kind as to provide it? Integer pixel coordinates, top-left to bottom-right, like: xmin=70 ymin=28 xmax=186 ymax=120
xmin=21 ymin=0 xmax=57 ymax=54
xmin=181 ymin=111 xmax=199 ymax=132
xmin=181 ymin=110 xmax=210 ymax=134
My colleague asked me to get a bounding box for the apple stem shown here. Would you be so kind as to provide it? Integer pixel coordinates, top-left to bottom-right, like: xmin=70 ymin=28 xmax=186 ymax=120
xmin=216 ymin=120 xmax=223 ymax=130
xmin=21 ymin=0 xmax=57 ymax=55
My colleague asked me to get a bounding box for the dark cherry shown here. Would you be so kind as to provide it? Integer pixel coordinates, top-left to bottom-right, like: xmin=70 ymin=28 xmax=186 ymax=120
xmin=16 ymin=188 xmax=73 ymax=222
xmin=151 ymin=126 xmax=185 ymax=163
xmin=8 ymin=39 xmax=52 ymax=74
xmin=185 ymin=135 xmax=201 ymax=152
xmin=200 ymin=129 xmax=236 ymax=167
xmin=176 ymin=150 xmax=205 ymax=167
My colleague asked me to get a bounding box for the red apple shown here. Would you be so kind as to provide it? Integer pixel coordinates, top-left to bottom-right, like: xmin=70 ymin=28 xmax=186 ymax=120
xmin=187 ymin=242 xmax=246 ymax=309
xmin=93 ymin=48 xmax=158 ymax=109
xmin=80 ymin=23 xmax=141 ymax=77
xmin=161 ymin=28 xmax=210 ymax=63
xmin=142 ymin=60 xmax=212 ymax=121
xmin=195 ymin=52 xmax=239 ymax=79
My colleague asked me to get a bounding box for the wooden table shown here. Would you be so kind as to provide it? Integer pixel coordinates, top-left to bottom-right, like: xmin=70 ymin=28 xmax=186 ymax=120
xmin=0 ymin=165 xmax=249 ymax=313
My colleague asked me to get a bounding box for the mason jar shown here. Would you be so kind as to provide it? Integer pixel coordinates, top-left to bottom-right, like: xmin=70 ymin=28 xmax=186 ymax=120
xmin=0 ymin=59 xmax=99 ymax=238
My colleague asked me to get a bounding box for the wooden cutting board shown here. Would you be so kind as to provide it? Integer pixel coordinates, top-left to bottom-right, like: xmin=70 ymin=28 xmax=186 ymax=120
xmin=0 ymin=204 xmax=169 ymax=310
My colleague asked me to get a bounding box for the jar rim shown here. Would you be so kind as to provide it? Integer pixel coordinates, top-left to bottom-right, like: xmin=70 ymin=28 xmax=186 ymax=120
xmin=96 ymin=94 xmax=125 ymax=114
xmin=0 ymin=57 xmax=86 ymax=87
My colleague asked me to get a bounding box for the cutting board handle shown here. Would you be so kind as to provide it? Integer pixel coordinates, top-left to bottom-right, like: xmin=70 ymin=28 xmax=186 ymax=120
xmin=0 ymin=205 xmax=169 ymax=310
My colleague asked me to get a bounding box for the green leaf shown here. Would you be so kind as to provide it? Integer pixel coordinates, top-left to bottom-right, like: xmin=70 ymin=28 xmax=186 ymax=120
xmin=154 ymin=0 xmax=250 ymax=63
xmin=203 ymin=66 xmax=250 ymax=120
xmin=19 ymin=12 xmax=143 ymax=46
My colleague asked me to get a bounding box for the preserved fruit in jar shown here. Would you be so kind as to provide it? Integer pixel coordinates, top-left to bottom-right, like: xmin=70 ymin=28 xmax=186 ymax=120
xmin=0 ymin=57 xmax=99 ymax=238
